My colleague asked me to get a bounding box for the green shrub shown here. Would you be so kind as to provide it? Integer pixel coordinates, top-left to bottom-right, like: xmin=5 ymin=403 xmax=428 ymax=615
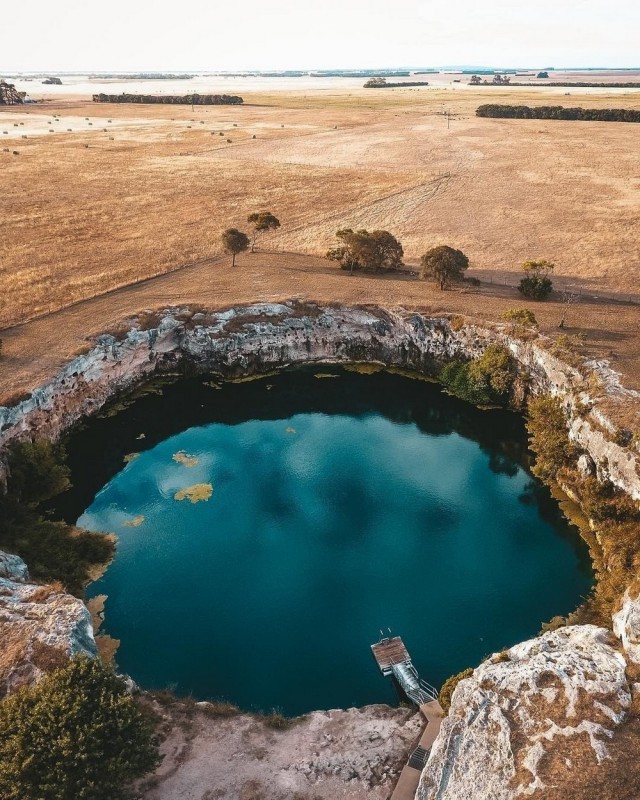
xmin=6 ymin=440 xmax=70 ymax=505
xmin=468 ymin=344 xmax=518 ymax=399
xmin=0 ymin=658 xmax=160 ymax=800
xmin=0 ymin=441 xmax=114 ymax=594
xmin=580 ymin=477 xmax=640 ymax=524
xmin=526 ymin=395 xmax=578 ymax=481
xmin=518 ymin=274 xmax=553 ymax=300
xmin=262 ymin=710 xmax=292 ymax=729
xmin=501 ymin=308 xmax=537 ymax=329
xmin=439 ymin=345 xmax=517 ymax=406
xmin=439 ymin=667 xmax=473 ymax=714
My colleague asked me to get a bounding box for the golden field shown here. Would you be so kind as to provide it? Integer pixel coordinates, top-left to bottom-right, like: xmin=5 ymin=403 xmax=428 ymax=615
xmin=0 ymin=78 xmax=639 ymax=408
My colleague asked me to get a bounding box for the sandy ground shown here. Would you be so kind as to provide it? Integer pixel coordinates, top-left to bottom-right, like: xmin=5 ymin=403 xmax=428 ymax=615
xmin=139 ymin=701 xmax=422 ymax=800
xmin=1 ymin=77 xmax=639 ymax=330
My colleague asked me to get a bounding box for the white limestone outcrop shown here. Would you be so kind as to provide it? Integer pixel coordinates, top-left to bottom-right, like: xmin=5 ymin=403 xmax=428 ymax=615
xmin=417 ymin=626 xmax=630 ymax=800
xmin=0 ymin=550 xmax=97 ymax=695
xmin=613 ymin=590 xmax=640 ymax=665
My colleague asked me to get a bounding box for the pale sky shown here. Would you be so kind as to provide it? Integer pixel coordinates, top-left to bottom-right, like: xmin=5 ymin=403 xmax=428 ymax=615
xmin=3 ymin=0 xmax=639 ymax=72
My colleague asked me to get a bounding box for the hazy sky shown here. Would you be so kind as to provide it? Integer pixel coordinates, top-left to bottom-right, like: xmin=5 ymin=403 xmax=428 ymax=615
xmin=3 ymin=0 xmax=638 ymax=71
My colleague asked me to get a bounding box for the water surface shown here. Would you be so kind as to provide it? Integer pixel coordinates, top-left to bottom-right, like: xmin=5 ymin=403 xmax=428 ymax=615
xmin=57 ymin=367 xmax=592 ymax=715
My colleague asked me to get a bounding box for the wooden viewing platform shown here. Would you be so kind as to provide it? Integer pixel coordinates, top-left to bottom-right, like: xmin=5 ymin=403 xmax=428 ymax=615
xmin=371 ymin=636 xmax=410 ymax=675
xmin=370 ymin=635 xmax=443 ymax=800
xmin=371 ymin=635 xmax=439 ymax=705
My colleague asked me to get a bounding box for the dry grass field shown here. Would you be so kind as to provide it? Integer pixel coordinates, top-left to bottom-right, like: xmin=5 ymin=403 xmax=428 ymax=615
xmin=2 ymin=83 xmax=640 ymax=325
xmin=0 ymin=79 xmax=639 ymax=411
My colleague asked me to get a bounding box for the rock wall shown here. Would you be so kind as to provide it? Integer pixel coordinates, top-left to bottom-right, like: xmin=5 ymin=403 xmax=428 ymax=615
xmin=1 ymin=302 xmax=639 ymax=498
xmin=0 ymin=550 xmax=97 ymax=696
xmin=417 ymin=626 xmax=631 ymax=799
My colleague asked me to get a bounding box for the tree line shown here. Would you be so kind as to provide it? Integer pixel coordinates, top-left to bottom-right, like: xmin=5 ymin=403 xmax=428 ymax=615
xmin=476 ymin=104 xmax=640 ymax=123
xmin=364 ymin=77 xmax=429 ymax=88
xmin=494 ymin=81 xmax=640 ymax=88
xmin=92 ymin=93 xmax=244 ymax=105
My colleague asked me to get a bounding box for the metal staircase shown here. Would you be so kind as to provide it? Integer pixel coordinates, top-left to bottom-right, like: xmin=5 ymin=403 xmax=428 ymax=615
xmin=391 ymin=661 xmax=439 ymax=706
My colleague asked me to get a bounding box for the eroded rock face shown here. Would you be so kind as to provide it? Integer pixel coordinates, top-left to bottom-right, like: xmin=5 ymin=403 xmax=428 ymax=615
xmin=0 ymin=551 xmax=97 ymax=695
xmin=1 ymin=303 xmax=639 ymax=499
xmin=613 ymin=590 xmax=640 ymax=665
xmin=417 ymin=626 xmax=630 ymax=800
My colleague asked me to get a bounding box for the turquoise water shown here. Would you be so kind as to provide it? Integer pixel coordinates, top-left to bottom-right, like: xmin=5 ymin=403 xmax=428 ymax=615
xmin=58 ymin=367 xmax=592 ymax=715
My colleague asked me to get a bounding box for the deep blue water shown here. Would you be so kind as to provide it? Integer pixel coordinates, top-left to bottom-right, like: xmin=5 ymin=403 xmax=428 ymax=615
xmin=56 ymin=366 xmax=592 ymax=715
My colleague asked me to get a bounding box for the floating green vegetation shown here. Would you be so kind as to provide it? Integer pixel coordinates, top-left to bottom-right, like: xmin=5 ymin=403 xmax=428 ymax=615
xmin=172 ymin=451 xmax=200 ymax=467
xmin=343 ymin=363 xmax=437 ymax=382
xmin=229 ymin=369 xmax=281 ymax=384
xmin=343 ymin=362 xmax=385 ymax=375
xmin=174 ymin=483 xmax=213 ymax=503
xmin=123 ymin=515 xmax=145 ymax=528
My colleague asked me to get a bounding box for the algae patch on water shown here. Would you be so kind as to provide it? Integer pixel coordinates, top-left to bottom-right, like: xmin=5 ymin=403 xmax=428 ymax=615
xmin=123 ymin=515 xmax=145 ymax=527
xmin=173 ymin=450 xmax=200 ymax=467
xmin=174 ymin=483 xmax=213 ymax=503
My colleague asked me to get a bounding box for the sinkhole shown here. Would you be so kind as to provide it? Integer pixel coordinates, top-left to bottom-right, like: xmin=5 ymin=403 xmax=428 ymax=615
xmin=53 ymin=365 xmax=592 ymax=715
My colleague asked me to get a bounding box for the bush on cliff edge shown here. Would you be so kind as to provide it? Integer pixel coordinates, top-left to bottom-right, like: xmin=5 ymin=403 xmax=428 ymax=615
xmin=0 ymin=658 xmax=160 ymax=800
xmin=0 ymin=441 xmax=114 ymax=594
xmin=439 ymin=344 xmax=518 ymax=406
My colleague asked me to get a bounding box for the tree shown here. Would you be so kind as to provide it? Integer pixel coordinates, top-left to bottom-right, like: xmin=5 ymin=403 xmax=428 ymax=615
xmin=467 ymin=344 xmax=518 ymax=400
xmin=537 ymin=71 xmax=549 ymax=79
xmin=526 ymin=395 xmax=578 ymax=481
xmin=501 ymin=308 xmax=538 ymax=333
xmin=518 ymin=259 xmax=554 ymax=301
xmin=326 ymin=228 xmax=403 ymax=275
xmin=439 ymin=345 xmax=517 ymax=406
xmin=0 ymin=658 xmax=160 ymax=800
xmin=420 ymin=245 xmax=469 ymax=290
xmin=469 ymin=75 xmax=481 ymax=85
xmin=221 ymin=228 xmax=250 ymax=266
xmin=247 ymin=212 xmax=280 ymax=252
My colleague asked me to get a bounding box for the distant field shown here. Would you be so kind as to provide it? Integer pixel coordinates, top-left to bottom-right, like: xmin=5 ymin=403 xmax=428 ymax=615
xmin=1 ymin=78 xmax=639 ymax=331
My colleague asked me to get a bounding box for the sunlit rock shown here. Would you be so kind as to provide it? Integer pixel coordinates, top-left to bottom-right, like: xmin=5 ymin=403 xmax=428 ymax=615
xmin=613 ymin=589 xmax=640 ymax=665
xmin=417 ymin=625 xmax=630 ymax=800
xmin=0 ymin=550 xmax=97 ymax=695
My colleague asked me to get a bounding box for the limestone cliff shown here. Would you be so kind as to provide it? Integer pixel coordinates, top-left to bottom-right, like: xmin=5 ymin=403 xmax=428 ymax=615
xmin=613 ymin=590 xmax=640 ymax=666
xmin=1 ymin=303 xmax=638 ymax=499
xmin=417 ymin=626 xmax=630 ymax=799
xmin=0 ymin=550 xmax=97 ymax=696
